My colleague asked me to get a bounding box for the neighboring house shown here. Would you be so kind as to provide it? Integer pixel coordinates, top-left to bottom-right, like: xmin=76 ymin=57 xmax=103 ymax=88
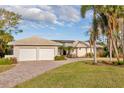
xmin=9 ymin=36 xmax=62 ymax=61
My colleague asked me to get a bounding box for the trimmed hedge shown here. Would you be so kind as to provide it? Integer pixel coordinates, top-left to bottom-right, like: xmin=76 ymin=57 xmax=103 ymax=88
xmin=55 ymin=55 xmax=66 ymax=61
xmin=0 ymin=57 xmax=17 ymax=65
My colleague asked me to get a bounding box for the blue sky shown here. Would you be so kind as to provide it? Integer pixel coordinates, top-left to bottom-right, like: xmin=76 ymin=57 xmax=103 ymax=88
xmin=0 ymin=5 xmax=93 ymax=41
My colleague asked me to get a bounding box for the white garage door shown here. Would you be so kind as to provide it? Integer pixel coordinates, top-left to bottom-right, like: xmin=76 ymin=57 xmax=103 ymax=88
xmin=39 ymin=49 xmax=54 ymax=60
xmin=19 ymin=49 xmax=37 ymax=61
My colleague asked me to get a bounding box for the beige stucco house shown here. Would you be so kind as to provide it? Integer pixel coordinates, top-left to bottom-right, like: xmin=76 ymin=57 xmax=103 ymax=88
xmin=8 ymin=36 xmax=103 ymax=61
xmin=10 ymin=36 xmax=62 ymax=61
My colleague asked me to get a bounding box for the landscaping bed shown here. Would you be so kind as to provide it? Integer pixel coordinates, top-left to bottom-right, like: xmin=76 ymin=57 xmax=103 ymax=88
xmin=0 ymin=57 xmax=17 ymax=73
xmin=15 ymin=61 xmax=124 ymax=88
xmin=0 ymin=57 xmax=17 ymax=65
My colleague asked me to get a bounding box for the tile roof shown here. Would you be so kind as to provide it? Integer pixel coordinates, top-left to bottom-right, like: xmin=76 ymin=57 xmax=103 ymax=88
xmin=11 ymin=36 xmax=62 ymax=46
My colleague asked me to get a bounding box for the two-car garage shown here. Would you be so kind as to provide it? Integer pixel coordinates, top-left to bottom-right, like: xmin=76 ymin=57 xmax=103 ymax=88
xmin=13 ymin=36 xmax=62 ymax=62
xmin=19 ymin=48 xmax=55 ymax=61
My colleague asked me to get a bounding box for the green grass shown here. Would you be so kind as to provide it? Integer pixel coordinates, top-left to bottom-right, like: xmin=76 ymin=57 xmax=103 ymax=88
xmin=0 ymin=65 xmax=15 ymax=73
xmin=15 ymin=61 xmax=124 ymax=88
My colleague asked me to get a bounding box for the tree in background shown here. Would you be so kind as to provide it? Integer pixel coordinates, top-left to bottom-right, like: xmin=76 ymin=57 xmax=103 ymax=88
xmin=0 ymin=8 xmax=22 ymax=57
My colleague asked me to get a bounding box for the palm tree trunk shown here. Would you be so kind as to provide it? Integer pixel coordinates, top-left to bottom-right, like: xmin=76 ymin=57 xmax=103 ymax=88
xmin=93 ymin=39 xmax=97 ymax=64
xmin=90 ymin=45 xmax=92 ymax=53
xmin=109 ymin=38 xmax=112 ymax=62
xmin=122 ymin=18 xmax=124 ymax=62
xmin=112 ymin=37 xmax=120 ymax=62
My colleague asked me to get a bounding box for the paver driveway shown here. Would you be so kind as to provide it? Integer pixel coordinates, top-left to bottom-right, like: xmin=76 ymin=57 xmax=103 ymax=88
xmin=0 ymin=58 xmax=83 ymax=88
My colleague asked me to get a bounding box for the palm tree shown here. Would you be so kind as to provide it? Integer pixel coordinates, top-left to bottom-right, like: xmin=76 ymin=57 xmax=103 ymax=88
xmin=89 ymin=25 xmax=100 ymax=63
xmin=95 ymin=9 xmax=113 ymax=62
xmin=117 ymin=7 xmax=124 ymax=62
xmin=81 ymin=6 xmax=124 ymax=63
xmin=81 ymin=6 xmax=99 ymax=64
xmin=98 ymin=6 xmax=124 ymax=62
xmin=122 ymin=18 xmax=124 ymax=62
xmin=114 ymin=7 xmax=124 ymax=63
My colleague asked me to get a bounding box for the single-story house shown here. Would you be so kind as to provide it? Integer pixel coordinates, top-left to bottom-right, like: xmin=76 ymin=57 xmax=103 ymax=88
xmin=9 ymin=36 xmax=62 ymax=61
xmin=8 ymin=36 xmax=103 ymax=61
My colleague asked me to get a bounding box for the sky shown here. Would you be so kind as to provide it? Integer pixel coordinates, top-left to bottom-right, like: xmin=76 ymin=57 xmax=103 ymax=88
xmin=0 ymin=5 xmax=93 ymax=41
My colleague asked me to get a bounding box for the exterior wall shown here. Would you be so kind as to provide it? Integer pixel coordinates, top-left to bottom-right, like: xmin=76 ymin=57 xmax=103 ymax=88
xmin=86 ymin=48 xmax=93 ymax=54
xmin=70 ymin=48 xmax=77 ymax=57
xmin=77 ymin=48 xmax=87 ymax=57
xmin=70 ymin=47 xmax=94 ymax=57
xmin=14 ymin=46 xmax=19 ymax=58
xmin=14 ymin=45 xmax=59 ymax=60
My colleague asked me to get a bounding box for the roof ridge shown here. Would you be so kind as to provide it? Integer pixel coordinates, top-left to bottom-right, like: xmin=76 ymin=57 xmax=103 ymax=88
xmin=14 ymin=36 xmax=62 ymax=46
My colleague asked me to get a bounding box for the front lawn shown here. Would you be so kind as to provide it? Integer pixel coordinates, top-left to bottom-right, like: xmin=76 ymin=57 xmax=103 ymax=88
xmin=15 ymin=61 xmax=124 ymax=88
xmin=0 ymin=65 xmax=15 ymax=73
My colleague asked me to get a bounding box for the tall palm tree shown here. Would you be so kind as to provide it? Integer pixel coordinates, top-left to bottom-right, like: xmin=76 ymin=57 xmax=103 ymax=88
xmin=96 ymin=10 xmax=113 ymax=62
xmin=98 ymin=6 xmax=124 ymax=62
xmin=117 ymin=7 xmax=124 ymax=62
xmin=89 ymin=25 xmax=99 ymax=63
xmin=81 ymin=5 xmax=124 ymax=63
xmin=114 ymin=6 xmax=124 ymax=63
xmin=81 ymin=6 xmax=99 ymax=64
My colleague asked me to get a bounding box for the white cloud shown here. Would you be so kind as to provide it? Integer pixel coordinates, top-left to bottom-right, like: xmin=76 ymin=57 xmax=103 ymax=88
xmin=54 ymin=21 xmax=64 ymax=26
xmin=0 ymin=6 xmax=58 ymax=24
xmin=56 ymin=6 xmax=80 ymax=22
xmin=0 ymin=5 xmax=81 ymax=26
xmin=37 ymin=5 xmax=53 ymax=11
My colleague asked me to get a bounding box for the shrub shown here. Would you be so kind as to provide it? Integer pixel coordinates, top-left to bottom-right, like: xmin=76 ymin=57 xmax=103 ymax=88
xmin=112 ymin=61 xmax=124 ymax=65
xmin=55 ymin=55 xmax=66 ymax=61
xmin=0 ymin=57 xmax=17 ymax=65
xmin=10 ymin=57 xmax=17 ymax=64
xmin=117 ymin=61 xmax=124 ymax=65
